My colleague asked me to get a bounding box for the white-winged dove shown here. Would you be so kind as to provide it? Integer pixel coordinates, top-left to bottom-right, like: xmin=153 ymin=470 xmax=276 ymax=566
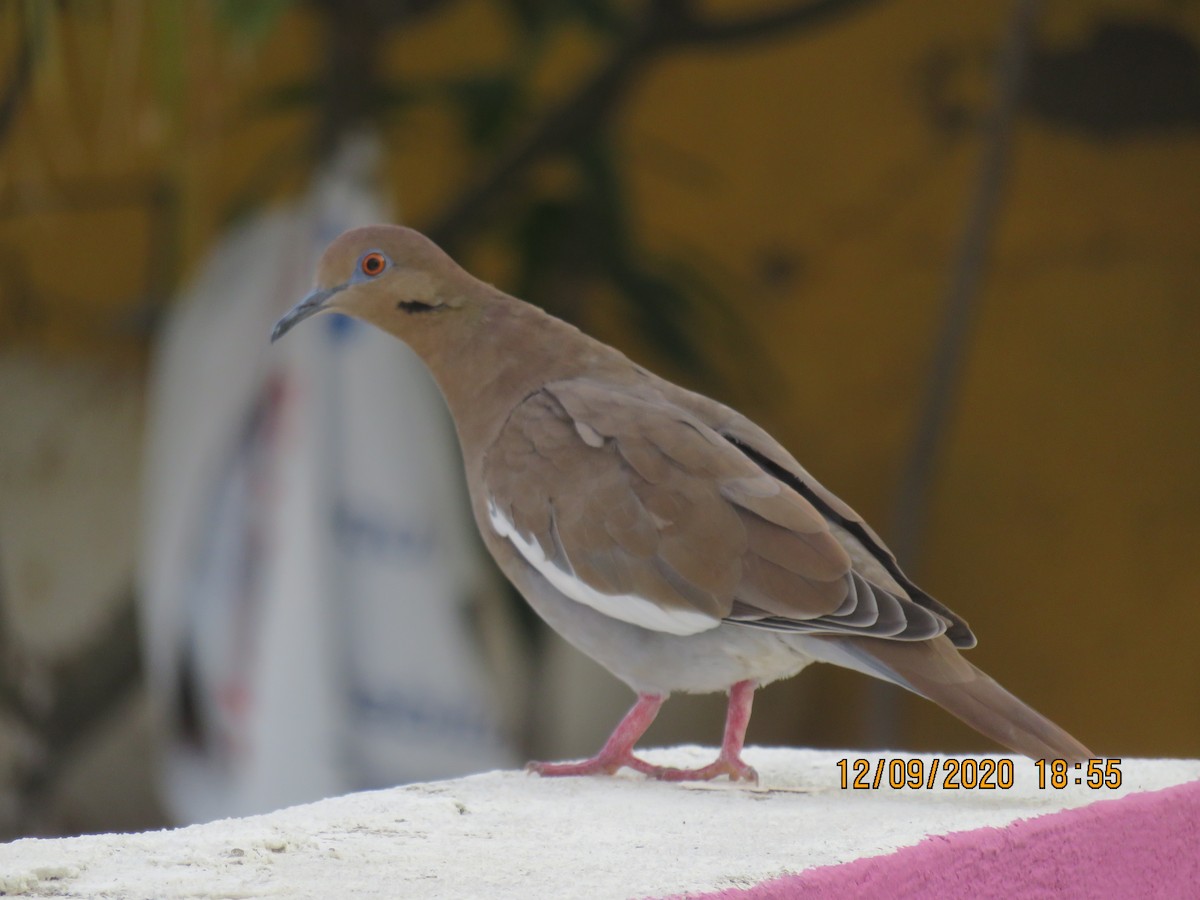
xmin=272 ymin=225 xmax=1092 ymax=782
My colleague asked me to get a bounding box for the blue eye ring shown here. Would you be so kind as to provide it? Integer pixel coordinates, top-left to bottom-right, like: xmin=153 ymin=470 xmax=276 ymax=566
xmin=358 ymin=250 xmax=389 ymax=278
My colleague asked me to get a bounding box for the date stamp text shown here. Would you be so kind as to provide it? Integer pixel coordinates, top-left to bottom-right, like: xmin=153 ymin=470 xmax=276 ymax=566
xmin=836 ymin=757 xmax=1123 ymax=790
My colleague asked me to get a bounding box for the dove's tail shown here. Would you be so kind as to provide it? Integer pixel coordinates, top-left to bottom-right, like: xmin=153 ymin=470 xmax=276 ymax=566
xmin=817 ymin=635 xmax=1094 ymax=762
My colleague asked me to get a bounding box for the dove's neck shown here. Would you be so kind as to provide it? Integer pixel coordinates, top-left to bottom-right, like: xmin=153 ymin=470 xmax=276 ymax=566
xmin=397 ymin=286 xmax=636 ymax=470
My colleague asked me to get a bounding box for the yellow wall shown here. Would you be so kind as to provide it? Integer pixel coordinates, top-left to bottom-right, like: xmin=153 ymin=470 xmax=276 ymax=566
xmin=2 ymin=0 xmax=1198 ymax=759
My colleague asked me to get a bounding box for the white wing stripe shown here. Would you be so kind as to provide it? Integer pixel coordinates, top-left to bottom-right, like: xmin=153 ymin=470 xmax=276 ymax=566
xmin=487 ymin=499 xmax=716 ymax=636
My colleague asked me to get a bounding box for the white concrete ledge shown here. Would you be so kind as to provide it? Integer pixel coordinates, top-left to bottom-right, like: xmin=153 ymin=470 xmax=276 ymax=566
xmin=2 ymin=748 xmax=1197 ymax=899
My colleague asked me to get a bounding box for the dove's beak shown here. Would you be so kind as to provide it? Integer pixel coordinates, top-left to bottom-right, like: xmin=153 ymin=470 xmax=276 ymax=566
xmin=271 ymin=284 xmax=345 ymax=343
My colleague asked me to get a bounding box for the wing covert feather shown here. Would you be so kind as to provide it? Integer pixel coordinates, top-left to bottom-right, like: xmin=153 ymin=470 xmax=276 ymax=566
xmin=483 ymin=379 xmax=956 ymax=642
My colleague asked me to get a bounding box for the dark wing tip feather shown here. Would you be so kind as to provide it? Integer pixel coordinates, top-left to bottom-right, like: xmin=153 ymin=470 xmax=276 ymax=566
xmin=721 ymin=431 xmax=977 ymax=648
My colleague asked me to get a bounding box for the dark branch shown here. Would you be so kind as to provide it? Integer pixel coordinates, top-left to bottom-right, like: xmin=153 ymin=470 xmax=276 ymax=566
xmin=663 ymin=0 xmax=886 ymax=47
xmin=0 ymin=27 xmax=34 ymax=150
xmin=310 ymin=0 xmax=464 ymax=159
xmin=427 ymin=22 xmax=658 ymax=252
xmin=308 ymin=0 xmax=458 ymax=29
xmin=870 ymin=0 xmax=1041 ymax=750
xmin=891 ymin=0 xmax=1040 ymax=567
xmin=0 ymin=585 xmax=144 ymax=837
xmin=426 ymin=0 xmax=889 ymax=251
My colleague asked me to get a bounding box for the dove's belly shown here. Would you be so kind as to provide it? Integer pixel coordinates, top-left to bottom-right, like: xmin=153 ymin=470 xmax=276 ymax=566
xmin=512 ymin=562 xmax=816 ymax=696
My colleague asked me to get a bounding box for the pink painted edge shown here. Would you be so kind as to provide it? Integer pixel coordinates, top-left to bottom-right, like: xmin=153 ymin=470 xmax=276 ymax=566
xmin=659 ymin=778 xmax=1200 ymax=900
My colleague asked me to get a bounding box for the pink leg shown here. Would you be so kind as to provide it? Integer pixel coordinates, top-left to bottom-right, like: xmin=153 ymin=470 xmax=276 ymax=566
xmin=526 ymin=693 xmax=665 ymax=777
xmin=638 ymin=680 xmax=759 ymax=784
xmin=527 ymin=682 xmax=759 ymax=784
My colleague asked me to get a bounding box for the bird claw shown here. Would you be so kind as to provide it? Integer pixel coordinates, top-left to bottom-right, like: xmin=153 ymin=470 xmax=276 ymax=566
xmin=639 ymin=755 xmax=759 ymax=785
xmin=526 ymin=753 xmax=757 ymax=784
xmin=525 ymin=754 xmax=639 ymax=778
xmin=526 ymin=684 xmax=759 ymax=784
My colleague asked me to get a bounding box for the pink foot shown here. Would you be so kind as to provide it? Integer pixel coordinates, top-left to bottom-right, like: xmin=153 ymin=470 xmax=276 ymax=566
xmin=641 ymin=680 xmax=759 ymax=783
xmin=527 ymin=693 xmax=665 ymax=779
xmin=525 ymin=752 xmax=658 ymax=778
xmin=630 ymin=679 xmax=761 ymax=783
xmin=526 ymin=681 xmax=761 ymax=785
xmin=640 ymin=753 xmax=759 ymax=784
xmin=527 ymin=751 xmax=756 ymax=783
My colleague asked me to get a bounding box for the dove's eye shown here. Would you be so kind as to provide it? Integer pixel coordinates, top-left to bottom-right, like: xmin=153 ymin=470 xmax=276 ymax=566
xmin=360 ymin=252 xmax=388 ymax=277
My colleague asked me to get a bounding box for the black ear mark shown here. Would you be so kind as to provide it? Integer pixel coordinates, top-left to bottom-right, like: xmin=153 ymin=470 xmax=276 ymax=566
xmin=397 ymin=300 xmax=438 ymax=314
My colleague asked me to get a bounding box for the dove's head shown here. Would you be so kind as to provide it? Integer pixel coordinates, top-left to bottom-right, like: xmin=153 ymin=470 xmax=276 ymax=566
xmin=271 ymin=225 xmax=478 ymax=344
